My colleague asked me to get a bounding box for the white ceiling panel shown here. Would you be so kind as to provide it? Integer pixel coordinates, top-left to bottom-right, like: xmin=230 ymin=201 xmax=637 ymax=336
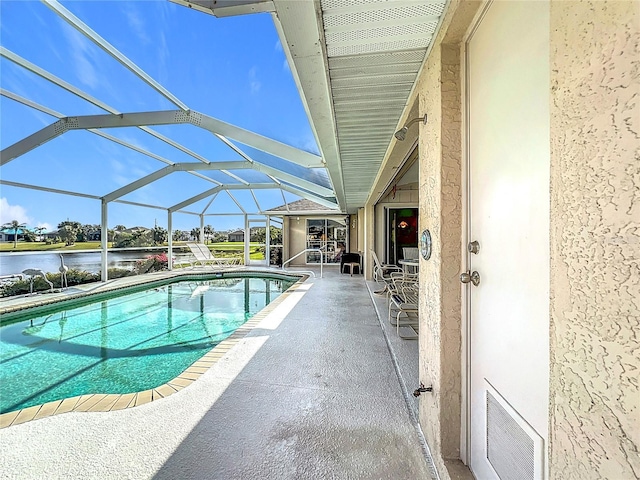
xmin=180 ymin=0 xmax=449 ymax=212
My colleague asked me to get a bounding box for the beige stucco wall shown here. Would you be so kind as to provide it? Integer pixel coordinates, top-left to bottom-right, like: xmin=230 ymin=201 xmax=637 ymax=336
xmin=369 ymin=1 xmax=636 ymax=478
xmin=549 ymin=1 xmax=640 ymax=478
xmin=287 ymin=216 xmax=307 ymax=266
xmin=412 ymin=1 xmax=480 ymax=477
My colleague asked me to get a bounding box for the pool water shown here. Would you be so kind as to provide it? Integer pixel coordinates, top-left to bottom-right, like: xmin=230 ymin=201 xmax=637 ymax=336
xmin=0 ymin=276 xmax=295 ymax=414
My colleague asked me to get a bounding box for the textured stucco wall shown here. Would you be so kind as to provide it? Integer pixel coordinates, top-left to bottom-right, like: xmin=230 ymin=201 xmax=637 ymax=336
xmin=549 ymin=1 xmax=640 ymax=479
xmin=414 ymin=1 xmax=480 ymax=478
xmin=417 ymin=33 xmax=446 ymax=469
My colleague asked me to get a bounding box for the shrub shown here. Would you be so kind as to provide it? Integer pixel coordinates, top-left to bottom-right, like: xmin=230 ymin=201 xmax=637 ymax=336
xmin=63 ymin=269 xmax=101 ymax=286
xmin=108 ymin=268 xmax=136 ymax=279
xmin=135 ymin=252 xmax=168 ymax=274
xmin=0 ymin=268 xmax=100 ymax=297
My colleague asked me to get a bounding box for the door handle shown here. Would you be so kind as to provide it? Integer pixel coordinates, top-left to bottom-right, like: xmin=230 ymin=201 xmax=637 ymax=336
xmin=460 ymin=270 xmax=480 ymax=286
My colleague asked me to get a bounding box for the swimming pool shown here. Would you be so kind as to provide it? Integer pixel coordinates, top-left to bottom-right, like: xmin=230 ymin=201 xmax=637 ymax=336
xmin=0 ymin=274 xmax=297 ymax=415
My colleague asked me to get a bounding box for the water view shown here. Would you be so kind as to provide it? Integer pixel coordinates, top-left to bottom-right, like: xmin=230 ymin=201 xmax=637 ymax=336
xmin=0 ymin=250 xmax=191 ymax=277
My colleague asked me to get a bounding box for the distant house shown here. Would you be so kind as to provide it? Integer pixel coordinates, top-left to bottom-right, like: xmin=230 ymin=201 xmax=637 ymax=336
xmin=86 ymin=230 xmax=101 ymax=241
xmin=122 ymin=226 xmax=150 ymax=235
xmin=0 ymin=227 xmax=28 ymax=242
xmin=227 ymin=230 xmax=244 ymax=242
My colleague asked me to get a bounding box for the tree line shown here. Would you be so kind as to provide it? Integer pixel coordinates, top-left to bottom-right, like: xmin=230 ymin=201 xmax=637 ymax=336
xmin=2 ymin=220 xmax=282 ymax=248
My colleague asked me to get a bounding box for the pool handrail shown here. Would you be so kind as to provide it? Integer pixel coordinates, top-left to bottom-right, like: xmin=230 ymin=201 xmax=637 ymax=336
xmin=282 ymin=248 xmax=323 ymax=278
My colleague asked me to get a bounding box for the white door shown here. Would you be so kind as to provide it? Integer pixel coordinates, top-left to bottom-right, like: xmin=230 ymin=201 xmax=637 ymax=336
xmin=466 ymin=1 xmax=550 ymax=478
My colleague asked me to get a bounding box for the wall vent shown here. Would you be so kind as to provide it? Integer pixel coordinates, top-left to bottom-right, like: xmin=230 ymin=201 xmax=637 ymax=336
xmin=485 ymin=382 xmax=544 ymax=480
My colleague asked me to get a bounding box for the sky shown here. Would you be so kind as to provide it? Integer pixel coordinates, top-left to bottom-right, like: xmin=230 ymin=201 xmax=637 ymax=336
xmin=0 ymin=0 xmax=320 ymax=233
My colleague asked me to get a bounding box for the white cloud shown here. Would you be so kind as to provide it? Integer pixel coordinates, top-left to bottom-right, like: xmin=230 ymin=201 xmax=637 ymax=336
xmin=283 ymin=58 xmax=290 ymax=72
xmin=274 ymin=39 xmax=283 ymax=52
xmin=63 ymin=28 xmax=100 ymax=87
xmin=123 ymin=3 xmax=150 ymax=45
xmin=36 ymin=222 xmax=52 ymax=232
xmin=0 ymin=198 xmax=33 ymax=225
xmin=248 ymin=66 xmax=261 ymax=94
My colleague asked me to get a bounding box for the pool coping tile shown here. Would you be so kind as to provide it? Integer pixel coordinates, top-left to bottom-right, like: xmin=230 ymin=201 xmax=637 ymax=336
xmin=34 ymin=400 xmax=63 ymax=420
xmin=134 ymin=390 xmax=153 ymax=407
xmin=109 ymin=393 xmax=137 ymax=411
xmin=0 ymin=411 xmax=20 ymax=429
xmin=0 ymin=271 xmax=308 ymax=429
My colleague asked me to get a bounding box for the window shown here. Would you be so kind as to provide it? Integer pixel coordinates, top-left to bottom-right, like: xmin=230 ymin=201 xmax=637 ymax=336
xmin=306 ymin=218 xmax=346 ymax=264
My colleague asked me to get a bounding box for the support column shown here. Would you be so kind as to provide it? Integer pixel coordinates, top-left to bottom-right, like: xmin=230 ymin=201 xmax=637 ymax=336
xmin=199 ymin=214 xmax=204 ymax=244
xmin=363 ymin=202 xmax=375 ymax=279
xmin=101 ymin=200 xmax=108 ymax=282
xmin=168 ymin=211 xmax=173 ymax=271
xmin=265 ymin=215 xmax=271 ymax=266
xmin=244 ymin=214 xmax=249 ymax=265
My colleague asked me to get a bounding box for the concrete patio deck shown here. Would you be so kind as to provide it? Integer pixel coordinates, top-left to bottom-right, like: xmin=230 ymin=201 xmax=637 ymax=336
xmin=0 ymin=267 xmax=434 ymax=479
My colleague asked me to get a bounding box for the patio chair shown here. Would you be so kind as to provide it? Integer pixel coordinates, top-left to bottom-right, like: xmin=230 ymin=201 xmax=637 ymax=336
xmin=340 ymin=252 xmax=361 ymax=275
xmin=186 ymin=243 xmax=238 ymax=268
xmin=402 ymin=247 xmax=419 ymax=261
xmin=370 ymin=250 xmax=402 ymax=284
xmin=388 ymin=276 xmax=419 ymax=339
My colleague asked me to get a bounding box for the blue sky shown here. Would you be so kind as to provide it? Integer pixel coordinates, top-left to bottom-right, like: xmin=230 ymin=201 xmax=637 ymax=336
xmin=0 ymin=0 xmax=318 ymax=232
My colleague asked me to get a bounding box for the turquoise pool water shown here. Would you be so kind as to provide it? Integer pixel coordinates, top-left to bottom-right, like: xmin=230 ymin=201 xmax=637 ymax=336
xmin=0 ymin=275 xmax=296 ymax=414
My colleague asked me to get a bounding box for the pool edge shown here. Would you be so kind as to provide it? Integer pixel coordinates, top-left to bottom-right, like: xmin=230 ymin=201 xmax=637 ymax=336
xmin=0 ymin=271 xmax=309 ymax=429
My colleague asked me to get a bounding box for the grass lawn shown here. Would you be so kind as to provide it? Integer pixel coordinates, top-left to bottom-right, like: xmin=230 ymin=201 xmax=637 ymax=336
xmin=208 ymin=242 xmax=265 ymax=260
xmin=0 ymin=241 xmax=266 ymax=259
xmin=0 ymin=242 xmax=111 ymax=252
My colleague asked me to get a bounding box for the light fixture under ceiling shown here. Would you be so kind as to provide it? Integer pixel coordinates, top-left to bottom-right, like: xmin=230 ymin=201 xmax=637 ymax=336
xmin=394 ymin=114 xmax=428 ymax=141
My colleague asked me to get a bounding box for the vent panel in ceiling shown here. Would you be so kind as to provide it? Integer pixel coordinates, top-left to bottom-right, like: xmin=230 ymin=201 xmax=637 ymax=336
xmin=325 ymin=22 xmax=438 ymax=45
xmin=332 ymin=83 xmax=412 ymax=96
xmin=330 ymin=63 xmax=420 ymax=79
xmin=330 ymin=73 xmax=417 ymax=89
xmin=328 ymin=50 xmax=425 ymax=68
xmin=328 ymin=38 xmax=433 ymax=57
xmin=323 ymin=3 xmax=445 ymax=27
xmin=322 ymin=0 xmax=386 ymax=9
xmin=314 ymin=0 xmax=449 ymax=210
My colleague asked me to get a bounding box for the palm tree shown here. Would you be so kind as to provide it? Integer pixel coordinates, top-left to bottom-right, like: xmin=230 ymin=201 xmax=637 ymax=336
xmin=204 ymin=225 xmax=214 ymax=244
xmin=2 ymin=220 xmax=27 ymax=248
xmin=152 ymin=225 xmax=167 ymax=245
xmin=34 ymin=226 xmax=46 ymax=241
xmin=112 ymin=224 xmax=126 ymax=242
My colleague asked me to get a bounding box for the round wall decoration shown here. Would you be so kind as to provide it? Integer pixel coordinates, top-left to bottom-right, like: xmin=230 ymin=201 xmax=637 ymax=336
xmin=420 ymin=229 xmax=432 ymax=261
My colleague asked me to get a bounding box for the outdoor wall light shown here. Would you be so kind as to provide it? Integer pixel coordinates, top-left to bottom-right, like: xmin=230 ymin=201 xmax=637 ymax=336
xmin=394 ymin=114 xmax=427 ymax=141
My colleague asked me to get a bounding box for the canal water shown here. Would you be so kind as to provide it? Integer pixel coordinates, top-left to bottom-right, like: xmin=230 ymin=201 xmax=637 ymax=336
xmin=0 ymin=248 xmax=191 ymax=276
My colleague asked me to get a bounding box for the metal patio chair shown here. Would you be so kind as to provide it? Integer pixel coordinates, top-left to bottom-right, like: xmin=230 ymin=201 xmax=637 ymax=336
xmin=388 ymin=276 xmax=419 ymax=339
